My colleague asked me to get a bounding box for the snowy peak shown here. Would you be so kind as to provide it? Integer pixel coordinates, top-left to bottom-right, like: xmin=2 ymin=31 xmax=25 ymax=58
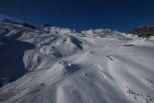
xmin=42 ymin=26 xmax=77 ymax=35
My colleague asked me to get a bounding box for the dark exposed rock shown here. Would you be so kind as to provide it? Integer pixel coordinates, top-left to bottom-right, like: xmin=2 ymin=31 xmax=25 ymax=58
xmin=22 ymin=23 xmax=38 ymax=29
xmin=129 ymin=25 xmax=154 ymax=38
xmin=40 ymin=24 xmax=52 ymax=28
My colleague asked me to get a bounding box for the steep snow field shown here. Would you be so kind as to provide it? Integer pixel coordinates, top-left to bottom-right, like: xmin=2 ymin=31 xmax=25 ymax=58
xmin=0 ymin=22 xmax=154 ymax=103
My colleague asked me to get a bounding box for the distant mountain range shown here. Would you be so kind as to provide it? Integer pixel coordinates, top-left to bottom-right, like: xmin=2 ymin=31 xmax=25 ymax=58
xmin=1 ymin=13 xmax=154 ymax=37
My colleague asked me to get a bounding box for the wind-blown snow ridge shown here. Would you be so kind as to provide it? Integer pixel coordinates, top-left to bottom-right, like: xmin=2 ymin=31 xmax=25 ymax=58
xmin=0 ymin=22 xmax=154 ymax=103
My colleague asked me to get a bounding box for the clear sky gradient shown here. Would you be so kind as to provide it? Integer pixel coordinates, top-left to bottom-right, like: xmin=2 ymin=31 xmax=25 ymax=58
xmin=0 ymin=0 xmax=154 ymax=32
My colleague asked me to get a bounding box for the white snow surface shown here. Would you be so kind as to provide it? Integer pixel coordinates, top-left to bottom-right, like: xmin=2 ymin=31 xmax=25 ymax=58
xmin=0 ymin=23 xmax=154 ymax=103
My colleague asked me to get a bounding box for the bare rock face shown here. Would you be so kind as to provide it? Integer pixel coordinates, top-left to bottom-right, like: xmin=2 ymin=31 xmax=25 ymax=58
xmin=129 ymin=25 xmax=154 ymax=38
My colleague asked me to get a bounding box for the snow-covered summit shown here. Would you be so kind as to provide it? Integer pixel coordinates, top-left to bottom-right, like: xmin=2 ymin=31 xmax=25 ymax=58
xmin=41 ymin=25 xmax=77 ymax=35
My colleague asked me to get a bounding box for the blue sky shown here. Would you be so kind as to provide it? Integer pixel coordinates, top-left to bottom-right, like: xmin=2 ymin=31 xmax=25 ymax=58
xmin=0 ymin=0 xmax=154 ymax=32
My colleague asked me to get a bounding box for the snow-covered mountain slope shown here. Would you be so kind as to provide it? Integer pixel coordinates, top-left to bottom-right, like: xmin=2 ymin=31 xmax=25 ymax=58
xmin=0 ymin=22 xmax=154 ymax=103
